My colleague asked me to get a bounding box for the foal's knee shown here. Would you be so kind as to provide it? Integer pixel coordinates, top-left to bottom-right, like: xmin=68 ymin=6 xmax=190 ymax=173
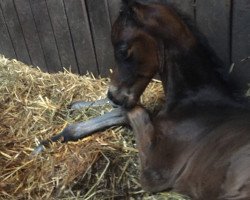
xmin=220 ymin=147 xmax=250 ymax=200
xmin=140 ymin=168 xmax=169 ymax=192
xmin=126 ymin=106 xmax=150 ymax=128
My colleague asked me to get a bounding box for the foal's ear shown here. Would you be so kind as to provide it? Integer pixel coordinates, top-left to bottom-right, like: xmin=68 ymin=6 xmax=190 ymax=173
xmin=129 ymin=3 xmax=161 ymax=28
xmin=121 ymin=0 xmax=150 ymax=23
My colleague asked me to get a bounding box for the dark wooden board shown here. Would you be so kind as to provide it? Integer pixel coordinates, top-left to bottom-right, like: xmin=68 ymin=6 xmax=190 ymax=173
xmin=0 ymin=0 xmax=31 ymax=64
xmin=30 ymin=0 xmax=62 ymax=73
xmin=166 ymin=0 xmax=195 ymax=20
xmin=14 ymin=0 xmax=47 ymax=71
xmin=121 ymin=0 xmax=195 ymax=20
xmin=0 ymin=5 xmax=16 ymax=59
xmin=46 ymin=0 xmax=79 ymax=74
xmin=231 ymin=0 xmax=250 ymax=93
xmin=196 ymin=0 xmax=231 ymax=68
xmin=64 ymin=0 xmax=97 ymax=75
xmin=107 ymin=0 xmax=121 ymax=25
xmin=86 ymin=0 xmax=115 ymax=76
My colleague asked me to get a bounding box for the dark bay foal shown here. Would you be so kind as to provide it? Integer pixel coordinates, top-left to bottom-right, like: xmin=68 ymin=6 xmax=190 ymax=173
xmin=108 ymin=1 xmax=250 ymax=199
xmin=33 ymin=1 xmax=250 ymax=199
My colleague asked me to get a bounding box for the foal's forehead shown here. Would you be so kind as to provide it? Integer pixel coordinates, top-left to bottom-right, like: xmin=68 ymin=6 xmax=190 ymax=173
xmin=121 ymin=27 xmax=139 ymax=40
xmin=112 ymin=24 xmax=139 ymax=43
xmin=111 ymin=11 xmax=155 ymax=45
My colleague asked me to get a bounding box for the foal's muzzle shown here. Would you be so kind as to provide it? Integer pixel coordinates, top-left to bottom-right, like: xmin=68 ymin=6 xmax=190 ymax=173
xmin=107 ymin=90 xmax=122 ymax=107
xmin=107 ymin=87 xmax=137 ymax=109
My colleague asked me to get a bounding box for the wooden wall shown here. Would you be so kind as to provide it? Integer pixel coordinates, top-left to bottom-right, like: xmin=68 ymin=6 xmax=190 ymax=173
xmin=0 ymin=0 xmax=249 ymax=90
xmin=0 ymin=0 xmax=119 ymax=76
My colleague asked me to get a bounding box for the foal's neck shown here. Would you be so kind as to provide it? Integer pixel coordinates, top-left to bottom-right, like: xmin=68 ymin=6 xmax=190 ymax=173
xmin=160 ymin=42 xmax=234 ymax=111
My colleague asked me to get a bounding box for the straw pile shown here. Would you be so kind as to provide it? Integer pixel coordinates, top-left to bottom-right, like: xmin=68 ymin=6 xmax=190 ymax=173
xmin=0 ymin=55 xmax=188 ymax=200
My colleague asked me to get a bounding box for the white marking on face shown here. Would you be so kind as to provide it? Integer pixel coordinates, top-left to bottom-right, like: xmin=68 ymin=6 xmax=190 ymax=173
xmin=108 ymin=84 xmax=119 ymax=94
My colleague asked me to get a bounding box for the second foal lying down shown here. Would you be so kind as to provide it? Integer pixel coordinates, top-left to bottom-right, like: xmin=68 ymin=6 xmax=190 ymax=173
xmin=34 ymin=1 xmax=250 ymax=199
xmin=107 ymin=1 xmax=250 ymax=200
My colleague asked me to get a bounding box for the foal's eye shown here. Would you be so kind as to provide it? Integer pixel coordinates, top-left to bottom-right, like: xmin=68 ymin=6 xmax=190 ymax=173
xmin=118 ymin=48 xmax=127 ymax=56
xmin=115 ymin=43 xmax=132 ymax=60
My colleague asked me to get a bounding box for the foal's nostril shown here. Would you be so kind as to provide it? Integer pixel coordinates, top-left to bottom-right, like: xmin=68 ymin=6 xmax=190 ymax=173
xmin=107 ymin=90 xmax=123 ymax=106
xmin=107 ymin=90 xmax=114 ymax=101
xmin=107 ymin=90 xmax=119 ymax=105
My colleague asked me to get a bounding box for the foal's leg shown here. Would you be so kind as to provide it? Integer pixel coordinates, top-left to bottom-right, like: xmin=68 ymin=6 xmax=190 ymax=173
xmin=127 ymin=106 xmax=155 ymax=165
xmin=32 ymin=108 xmax=127 ymax=155
xmin=70 ymin=98 xmax=116 ymax=110
xmin=127 ymin=106 xmax=168 ymax=192
xmin=220 ymin=147 xmax=250 ymax=200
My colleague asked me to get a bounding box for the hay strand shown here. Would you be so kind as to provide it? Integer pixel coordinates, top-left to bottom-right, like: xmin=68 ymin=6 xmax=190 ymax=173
xmin=0 ymin=55 xmax=188 ymax=199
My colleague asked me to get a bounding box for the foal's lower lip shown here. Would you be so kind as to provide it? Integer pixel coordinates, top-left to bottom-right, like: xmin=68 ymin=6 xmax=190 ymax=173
xmin=107 ymin=98 xmax=129 ymax=109
xmin=107 ymin=94 xmax=122 ymax=108
xmin=108 ymin=99 xmax=121 ymax=108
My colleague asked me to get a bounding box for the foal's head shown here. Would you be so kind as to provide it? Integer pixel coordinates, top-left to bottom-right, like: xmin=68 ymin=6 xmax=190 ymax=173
xmin=108 ymin=1 xmax=197 ymax=108
xmin=108 ymin=4 xmax=160 ymax=108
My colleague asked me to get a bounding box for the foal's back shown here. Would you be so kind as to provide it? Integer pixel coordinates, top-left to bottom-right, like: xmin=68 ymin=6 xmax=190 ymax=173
xmin=156 ymin=105 xmax=250 ymax=199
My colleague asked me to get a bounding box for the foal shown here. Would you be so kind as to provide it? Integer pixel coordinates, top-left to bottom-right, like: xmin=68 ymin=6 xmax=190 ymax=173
xmin=108 ymin=1 xmax=250 ymax=199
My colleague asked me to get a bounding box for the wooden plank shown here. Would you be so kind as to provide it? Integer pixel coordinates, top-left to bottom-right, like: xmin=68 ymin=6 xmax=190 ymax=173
xmin=0 ymin=0 xmax=31 ymax=64
xmin=196 ymin=0 xmax=231 ymax=68
xmin=86 ymin=0 xmax=115 ymax=76
xmin=64 ymin=0 xmax=97 ymax=75
xmin=107 ymin=0 xmax=121 ymax=24
xmin=0 ymin=5 xmax=16 ymax=59
xmin=30 ymin=0 xmax=62 ymax=73
xmin=14 ymin=0 xmax=47 ymax=71
xmin=121 ymin=0 xmax=194 ymax=20
xmin=166 ymin=0 xmax=195 ymax=20
xmin=231 ymin=0 xmax=250 ymax=93
xmin=46 ymin=0 xmax=79 ymax=74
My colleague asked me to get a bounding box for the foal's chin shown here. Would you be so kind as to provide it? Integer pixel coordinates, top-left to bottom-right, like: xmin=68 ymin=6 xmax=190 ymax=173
xmin=107 ymin=89 xmax=139 ymax=109
xmin=109 ymin=94 xmax=138 ymax=109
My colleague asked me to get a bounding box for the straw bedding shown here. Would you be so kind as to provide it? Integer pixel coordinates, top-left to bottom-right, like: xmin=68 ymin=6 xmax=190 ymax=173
xmin=0 ymin=55 xmax=188 ymax=199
